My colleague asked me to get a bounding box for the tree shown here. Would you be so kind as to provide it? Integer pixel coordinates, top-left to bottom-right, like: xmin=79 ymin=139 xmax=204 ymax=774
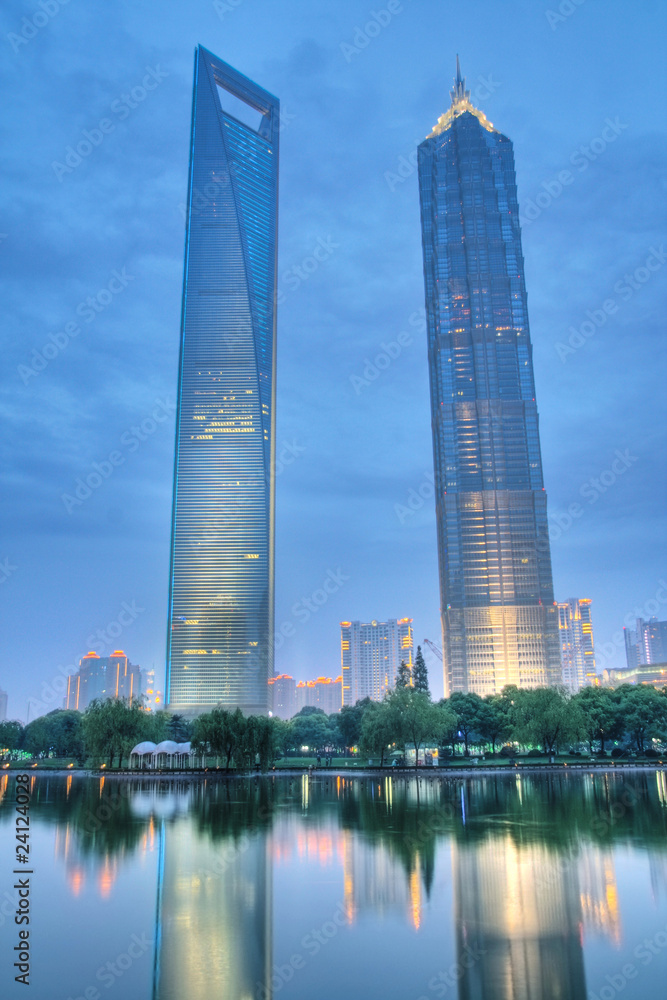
xmin=575 ymin=686 xmax=623 ymax=753
xmin=166 ymin=713 xmax=192 ymax=742
xmin=359 ymin=702 xmax=395 ymax=766
xmin=474 ymin=696 xmax=512 ymax=754
xmin=290 ymin=711 xmax=332 ymax=752
xmin=515 ymin=687 xmax=584 ymax=754
xmin=388 ymin=689 xmax=449 ymax=768
xmin=615 ymin=684 xmax=667 ymax=752
xmin=0 ymin=720 xmax=23 ymax=757
xmin=412 ymin=647 xmax=429 ymax=695
xmin=337 ymin=699 xmax=373 ymax=749
xmin=448 ymin=692 xmax=484 ymax=756
xmin=21 ymin=717 xmax=51 ymax=757
xmin=396 ymin=660 xmax=412 ymax=689
xmin=82 ymin=699 xmax=144 ymax=767
xmin=192 ymin=708 xmax=244 ymax=770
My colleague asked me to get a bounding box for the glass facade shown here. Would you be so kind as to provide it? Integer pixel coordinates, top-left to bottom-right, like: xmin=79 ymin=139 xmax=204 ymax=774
xmin=418 ymin=62 xmax=561 ymax=695
xmin=166 ymin=47 xmax=279 ymax=715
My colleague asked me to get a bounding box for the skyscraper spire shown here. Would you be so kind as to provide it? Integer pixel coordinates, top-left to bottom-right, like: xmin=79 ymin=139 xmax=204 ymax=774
xmin=428 ymin=57 xmax=496 ymax=138
xmin=450 ymin=54 xmax=469 ymax=106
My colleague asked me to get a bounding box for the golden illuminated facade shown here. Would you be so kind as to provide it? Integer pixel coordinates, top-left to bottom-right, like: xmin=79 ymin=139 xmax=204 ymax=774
xmin=558 ymin=598 xmax=595 ymax=691
xmin=340 ymin=618 xmax=413 ymax=705
xmin=166 ymin=47 xmax=280 ymax=715
xmin=65 ymin=650 xmax=141 ymax=711
xmin=453 ymin=836 xmax=587 ymax=999
xmin=296 ymin=675 xmax=343 ymax=714
xmin=418 ymin=61 xmax=561 ymax=695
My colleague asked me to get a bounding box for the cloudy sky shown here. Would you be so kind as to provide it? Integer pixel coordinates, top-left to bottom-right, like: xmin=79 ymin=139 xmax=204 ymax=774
xmin=1 ymin=0 xmax=665 ymax=719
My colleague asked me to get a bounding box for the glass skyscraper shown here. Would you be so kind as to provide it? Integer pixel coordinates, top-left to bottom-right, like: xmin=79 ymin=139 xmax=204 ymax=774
xmin=418 ymin=61 xmax=561 ymax=696
xmin=166 ymin=47 xmax=279 ymax=716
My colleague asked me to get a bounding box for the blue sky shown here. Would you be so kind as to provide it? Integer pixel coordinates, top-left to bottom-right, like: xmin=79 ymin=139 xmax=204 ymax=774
xmin=1 ymin=0 xmax=665 ymax=719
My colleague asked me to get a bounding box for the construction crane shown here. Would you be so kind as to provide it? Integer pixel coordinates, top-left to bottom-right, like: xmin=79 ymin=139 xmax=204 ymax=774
xmin=423 ymin=638 xmax=443 ymax=662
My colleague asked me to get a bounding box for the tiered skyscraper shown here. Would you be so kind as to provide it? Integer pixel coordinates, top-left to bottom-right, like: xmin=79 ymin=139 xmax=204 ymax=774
xmin=166 ymin=47 xmax=279 ymax=715
xmin=418 ymin=60 xmax=561 ymax=696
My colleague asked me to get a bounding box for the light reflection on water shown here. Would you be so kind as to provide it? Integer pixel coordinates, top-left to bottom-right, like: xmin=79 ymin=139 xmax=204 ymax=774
xmin=1 ymin=771 xmax=667 ymax=1000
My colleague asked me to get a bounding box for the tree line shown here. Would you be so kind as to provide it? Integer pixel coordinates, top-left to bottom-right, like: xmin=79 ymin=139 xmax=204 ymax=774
xmin=1 ymin=649 xmax=666 ymax=768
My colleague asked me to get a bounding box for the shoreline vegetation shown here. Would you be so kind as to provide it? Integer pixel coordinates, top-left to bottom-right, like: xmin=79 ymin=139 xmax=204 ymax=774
xmin=2 ymin=675 xmax=666 ymax=773
xmin=4 ymin=759 xmax=665 ymax=779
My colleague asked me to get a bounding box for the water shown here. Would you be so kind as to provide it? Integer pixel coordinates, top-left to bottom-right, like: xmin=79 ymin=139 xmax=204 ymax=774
xmin=1 ymin=770 xmax=667 ymax=1000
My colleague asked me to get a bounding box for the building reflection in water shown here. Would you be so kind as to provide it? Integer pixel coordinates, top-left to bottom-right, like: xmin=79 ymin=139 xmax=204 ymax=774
xmin=578 ymin=852 xmax=621 ymax=946
xmin=453 ymin=836 xmax=587 ymax=1000
xmin=149 ymin=785 xmax=272 ymax=1000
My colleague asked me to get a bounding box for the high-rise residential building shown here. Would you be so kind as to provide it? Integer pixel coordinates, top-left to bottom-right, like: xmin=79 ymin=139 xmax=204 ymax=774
xmin=295 ymin=676 xmax=343 ymax=715
xmin=312 ymin=676 xmax=343 ymax=714
xmin=166 ymin=47 xmax=280 ymax=717
xmin=268 ymin=674 xmax=297 ymax=719
xmin=557 ymin=598 xmax=595 ymax=691
xmin=624 ymin=617 xmax=667 ymax=669
xmin=0 ymin=687 xmax=7 ymax=722
xmin=65 ymin=651 xmax=141 ymax=712
xmin=417 ymin=60 xmax=561 ymax=696
xmin=340 ymin=618 xmax=413 ymax=705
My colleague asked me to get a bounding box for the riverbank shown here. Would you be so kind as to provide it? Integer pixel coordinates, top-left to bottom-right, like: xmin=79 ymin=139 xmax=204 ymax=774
xmin=7 ymin=761 xmax=666 ymax=780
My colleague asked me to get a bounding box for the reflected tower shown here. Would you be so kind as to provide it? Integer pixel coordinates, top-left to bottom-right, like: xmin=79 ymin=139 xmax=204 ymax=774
xmin=418 ymin=60 xmax=561 ymax=695
xmin=452 ymin=837 xmax=587 ymax=999
xmin=167 ymin=46 xmax=280 ymax=715
xmin=150 ymin=787 xmax=272 ymax=1000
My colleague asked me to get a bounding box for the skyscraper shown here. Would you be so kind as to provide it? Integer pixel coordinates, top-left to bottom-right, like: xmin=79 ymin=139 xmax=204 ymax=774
xmin=418 ymin=60 xmax=561 ymax=696
xmin=166 ymin=47 xmax=279 ymax=716
xmin=557 ymin=598 xmax=595 ymax=691
xmin=340 ymin=618 xmax=413 ymax=705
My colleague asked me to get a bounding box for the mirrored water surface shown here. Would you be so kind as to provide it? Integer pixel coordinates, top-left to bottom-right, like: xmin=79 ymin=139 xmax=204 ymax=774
xmin=1 ymin=770 xmax=667 ymax=1000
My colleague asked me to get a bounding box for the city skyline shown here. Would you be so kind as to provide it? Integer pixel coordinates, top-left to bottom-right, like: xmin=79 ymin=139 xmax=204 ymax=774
xmin=1 ymin=1 xmax=664 ymax=717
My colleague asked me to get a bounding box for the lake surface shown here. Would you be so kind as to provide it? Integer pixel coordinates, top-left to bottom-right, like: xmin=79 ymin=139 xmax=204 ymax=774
xmin=1 ymin=770 xmax=667 ymax=1000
